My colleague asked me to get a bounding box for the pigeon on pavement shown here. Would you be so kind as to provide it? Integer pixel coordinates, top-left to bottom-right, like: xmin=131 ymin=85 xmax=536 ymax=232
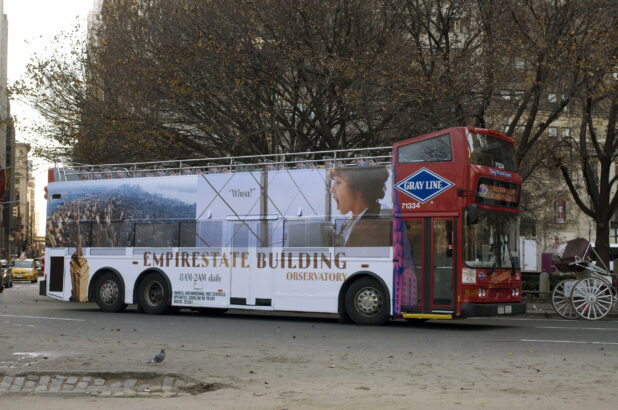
xmin=147 ymin=349 xmax=166 ymax=364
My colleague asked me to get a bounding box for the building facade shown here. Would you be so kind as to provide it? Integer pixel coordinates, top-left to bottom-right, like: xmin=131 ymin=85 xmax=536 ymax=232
xmin=12 ymin=143 xmax=34 ymax=257
xmin=0 ymin=0 xmax=14 ymax=258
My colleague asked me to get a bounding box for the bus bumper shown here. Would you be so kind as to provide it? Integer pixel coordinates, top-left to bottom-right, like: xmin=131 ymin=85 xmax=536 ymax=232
xmin=461 ymin=302 xmax=526 ymax=317
xmin=39 ymin=280 xmax=46 ymax=296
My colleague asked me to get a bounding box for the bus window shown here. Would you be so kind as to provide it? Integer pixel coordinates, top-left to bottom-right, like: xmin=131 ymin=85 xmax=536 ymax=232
xmin=179 ymin=221 xmax=197 ymax=247
xmin=47 ymin=220 xmax=89 ymax=248
xmin=135 ymin=222 xmax=178 ymax=247
xmin=109 ymin=221 xmax=133 ymax=247
xmin=230 ymin=222 xmax=251 ymax=248
xmin=463 ymin=209 xmax=519 ymax=268
xmin=78 ymin=222 xmax=92 ymax=247
xmin=334 ymin=217 xmax=392 ymax=257
xmin=284 ymin=218 xmax=333 ymax=248
xmin=92 ymin=222 xmax=121 ymax=247
xmin=467 ymin=132 xmax=516 ymax=171
xmin=230 ymin=220 xmax=284 ymax=248
xmin=397 ymin=134 xmax=452 ymax=163
xmin=196 ymin=221 xmax=223 ymax=248
xmin=265 ymin=220 xmax=284 ymax=247
xmin=334 ymin=216 xmax=392 ymax=248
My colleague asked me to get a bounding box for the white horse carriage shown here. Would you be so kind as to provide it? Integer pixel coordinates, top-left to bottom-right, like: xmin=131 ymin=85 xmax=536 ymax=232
xmin=551 ymin=238 xmax=618 ymax=320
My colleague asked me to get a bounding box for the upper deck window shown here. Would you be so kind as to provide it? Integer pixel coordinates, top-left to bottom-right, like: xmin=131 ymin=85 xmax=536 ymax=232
xmin=397 ymin=134 xmax=452 ymax=163
xmin=467 ymin=133 xmax=516 ymax=171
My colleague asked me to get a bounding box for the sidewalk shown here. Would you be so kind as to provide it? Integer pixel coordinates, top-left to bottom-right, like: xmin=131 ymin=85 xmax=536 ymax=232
xmin=0 ymin=372 xmax=218 ymax=397
xmin=523 ymin=296 xmax=618 ymax=319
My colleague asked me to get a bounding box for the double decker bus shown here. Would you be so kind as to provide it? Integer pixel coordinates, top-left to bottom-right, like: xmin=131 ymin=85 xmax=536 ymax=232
xmin=41 ymin=127 xmax=525 ymax=325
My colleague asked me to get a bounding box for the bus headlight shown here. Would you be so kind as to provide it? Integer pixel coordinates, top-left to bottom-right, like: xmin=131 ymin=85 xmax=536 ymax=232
xmin=512 ymin=288 xmax=520 ymax=296
xmin=478 ymin=288 xmax=486 ymax=297
xmin=462 ymin=268 xmax=476 ymax=284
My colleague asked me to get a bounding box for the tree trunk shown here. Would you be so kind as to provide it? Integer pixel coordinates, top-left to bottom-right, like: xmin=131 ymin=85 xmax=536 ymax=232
xmin=595 ymin=220 xmax=610 ymax=269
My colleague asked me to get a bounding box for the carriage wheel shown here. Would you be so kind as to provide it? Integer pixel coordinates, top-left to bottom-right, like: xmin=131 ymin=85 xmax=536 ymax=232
xmin=570 ymin=277 xmax=614 ymax=320
xmin=551 ymin=280 xmax=578 ymax=320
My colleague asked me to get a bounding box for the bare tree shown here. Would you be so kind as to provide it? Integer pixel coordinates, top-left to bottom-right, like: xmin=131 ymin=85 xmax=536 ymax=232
xmin=555 ymin=0 xmax=617 ymax=265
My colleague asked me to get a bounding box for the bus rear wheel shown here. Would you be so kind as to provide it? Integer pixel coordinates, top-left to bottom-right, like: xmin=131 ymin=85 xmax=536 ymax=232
xmin=344 ymin=277 xmax=389 ymax=325
xmin=138 ymin=273 xmax=171 ymax=315
xmin=94 ymin=272 xmax=127 ymax=313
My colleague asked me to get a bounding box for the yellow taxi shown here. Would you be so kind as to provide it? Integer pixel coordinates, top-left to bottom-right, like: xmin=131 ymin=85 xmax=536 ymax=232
xmin=12 ymin=259 xmax=38 ymax=283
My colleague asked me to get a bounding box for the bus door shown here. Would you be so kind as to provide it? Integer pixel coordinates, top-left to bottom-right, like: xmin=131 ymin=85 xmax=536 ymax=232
xmin=228 ymin=221 xmax=253 ymax=306
xmin=46 ymin=250 xmax=69 ymax=301
xmin=404 ymin=217 xmax=455 ymax=313
xmin=228 ymin=220 xmax=273 ymax=307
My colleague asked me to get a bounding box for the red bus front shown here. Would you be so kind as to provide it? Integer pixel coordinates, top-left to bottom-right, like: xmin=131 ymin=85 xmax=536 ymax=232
xmin=392 ymin=127 xmax=526 ymax=319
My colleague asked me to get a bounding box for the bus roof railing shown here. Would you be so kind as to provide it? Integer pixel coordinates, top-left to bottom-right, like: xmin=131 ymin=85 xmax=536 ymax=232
xmin=53 ymin=147 xmax=393 ymax=182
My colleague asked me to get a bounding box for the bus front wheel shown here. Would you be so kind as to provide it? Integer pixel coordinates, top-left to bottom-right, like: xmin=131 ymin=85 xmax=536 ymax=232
xmin=94 ymin=272 xmax=127 ymax=313
xmin=138 ymin=273 xmax=171 ymax=315
xmin=344 ymin=277 xmax=389 ymax=326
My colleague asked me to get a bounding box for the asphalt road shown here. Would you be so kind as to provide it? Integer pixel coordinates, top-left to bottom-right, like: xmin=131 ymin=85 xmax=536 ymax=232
xmin=1 ymin=282 xmax=618 ymax=409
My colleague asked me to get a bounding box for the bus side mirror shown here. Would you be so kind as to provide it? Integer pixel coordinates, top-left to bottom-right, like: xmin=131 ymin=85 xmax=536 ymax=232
xmin=467 ymin=204 xmax=479 ymax=225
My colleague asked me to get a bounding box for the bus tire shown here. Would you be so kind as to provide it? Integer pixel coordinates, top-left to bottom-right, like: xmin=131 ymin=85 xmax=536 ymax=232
xmin=138 ymin=272 xmax=171 ymax=315
xmin=94 ymin=272 xmax=127 ymax=313
xmin=344 ymin=277 xmax=389 ymax=325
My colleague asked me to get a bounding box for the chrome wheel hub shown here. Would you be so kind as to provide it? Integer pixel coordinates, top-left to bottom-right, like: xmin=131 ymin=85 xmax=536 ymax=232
xmin=355 ymin=287 xmax=382 ymax=316
xmin=100 ymin=280 xmax=119 ymax=304
xmin=146 ymin=282 xmax=164 ymax=306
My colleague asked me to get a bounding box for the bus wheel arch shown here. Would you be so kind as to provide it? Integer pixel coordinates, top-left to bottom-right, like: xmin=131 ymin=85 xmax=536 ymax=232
xmin=90 ymin=269 xmax=127 ymax=313
xmin=339 ymin=272 xmax=390 ymax=326
xmin=135 ymin=269 xmax=172 ymax=315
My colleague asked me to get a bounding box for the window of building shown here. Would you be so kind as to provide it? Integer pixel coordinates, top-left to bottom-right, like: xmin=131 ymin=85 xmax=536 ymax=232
xmin=612 ymin=222 xmax=618 ymax=244
xmin=548 ymin=127 xmax=558 ymax=137
xmin=514 ymin=57 xmax=525 ymax=70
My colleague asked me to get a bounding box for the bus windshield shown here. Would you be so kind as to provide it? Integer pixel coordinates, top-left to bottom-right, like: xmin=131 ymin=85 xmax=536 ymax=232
xmin=464 ymin=210 xmax=519 ymax=268
xmin=467 ymin=132 xmax=516 ymax=171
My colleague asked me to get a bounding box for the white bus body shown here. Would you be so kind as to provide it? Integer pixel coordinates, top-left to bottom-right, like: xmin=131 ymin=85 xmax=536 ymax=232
xmin=44 ymin=156 xmax=395 ymax=324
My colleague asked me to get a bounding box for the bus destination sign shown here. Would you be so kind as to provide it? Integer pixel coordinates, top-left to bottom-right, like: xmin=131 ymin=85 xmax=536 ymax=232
xmin=477 ymin=177 xmax=519 ymax=208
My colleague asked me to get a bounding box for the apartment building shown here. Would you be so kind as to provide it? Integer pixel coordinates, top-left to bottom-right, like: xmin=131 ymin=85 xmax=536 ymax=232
xmin=12 ymin=143 xmax=34 ymax=257
xmin=0 ymin=0 xmax=13 ymax=258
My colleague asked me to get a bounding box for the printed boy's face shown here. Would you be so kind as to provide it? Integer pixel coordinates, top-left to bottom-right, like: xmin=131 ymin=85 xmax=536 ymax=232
xmin=330 ymin=175 xmax=358 ymax=215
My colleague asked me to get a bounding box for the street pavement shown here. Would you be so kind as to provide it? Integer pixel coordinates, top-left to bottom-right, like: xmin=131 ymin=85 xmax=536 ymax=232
xmin=2 ymin=283 xmax=618 ymax=403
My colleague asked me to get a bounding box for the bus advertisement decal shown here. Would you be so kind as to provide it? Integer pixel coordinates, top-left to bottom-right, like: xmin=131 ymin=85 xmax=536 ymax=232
xmin=393 ymin=168 xmax=454 ymax=204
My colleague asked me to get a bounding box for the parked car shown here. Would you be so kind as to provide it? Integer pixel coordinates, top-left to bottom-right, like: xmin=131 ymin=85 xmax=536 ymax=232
xmin=12 ymin=259 xmax=38 ymax=283
xmin=34 ymin=258 xmax=42 ymax=276
xmin=0 ymin=259 xmax=12 ymax=292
